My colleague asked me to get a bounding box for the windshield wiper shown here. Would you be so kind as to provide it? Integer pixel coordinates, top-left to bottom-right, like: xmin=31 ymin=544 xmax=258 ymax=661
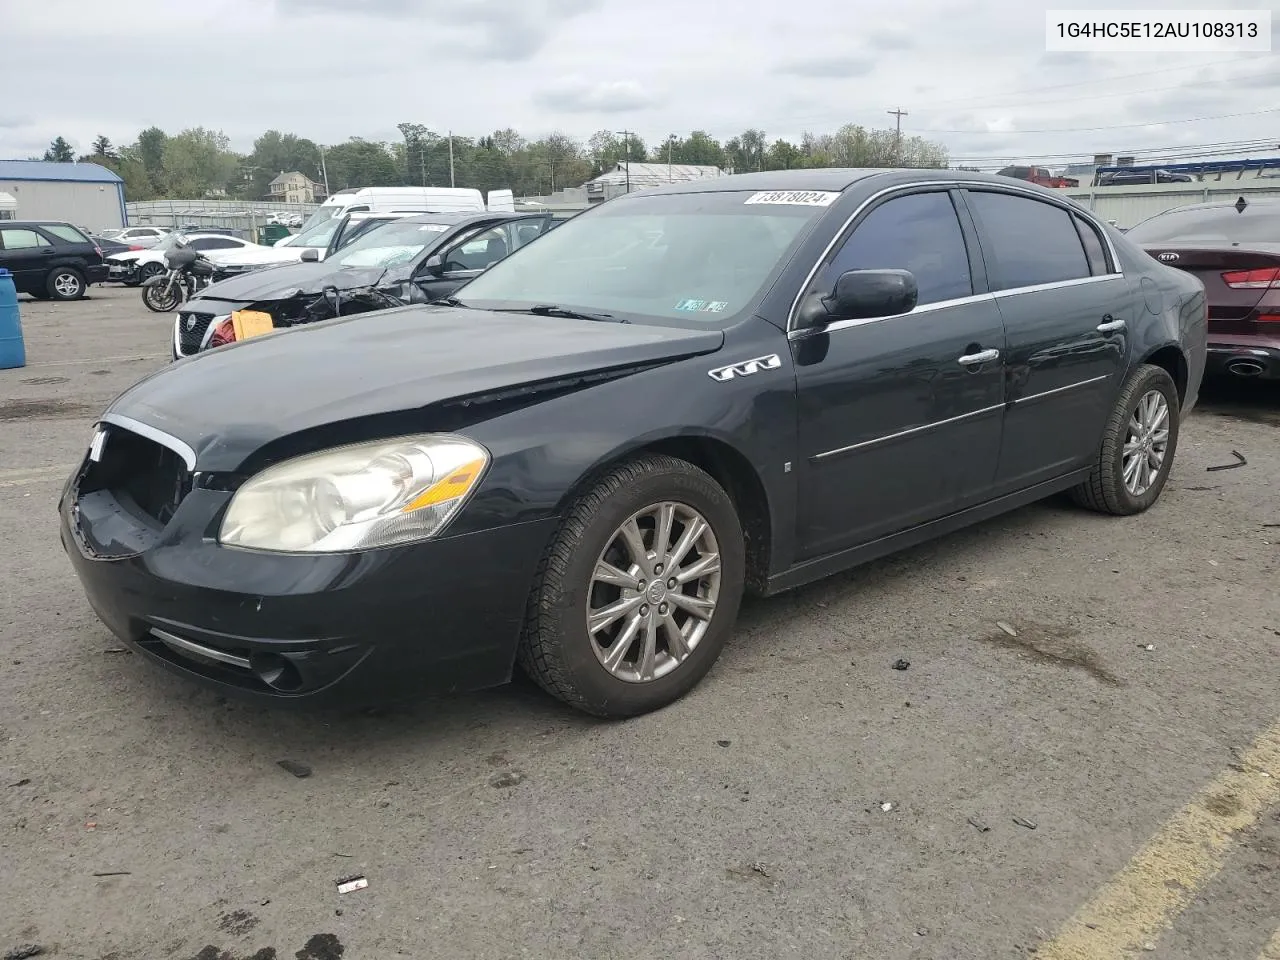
xmin=523 ymin=304 xmax=628 ymax=323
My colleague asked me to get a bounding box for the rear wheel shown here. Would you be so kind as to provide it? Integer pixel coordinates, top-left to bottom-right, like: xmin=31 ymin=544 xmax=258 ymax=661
xmin=518 ymin=455 xmax=746 ymax=718
xmin=1070 ymin=363 xmax=1180 ymax=515
xmin=47 ymin=268 xmax=86 ymax=301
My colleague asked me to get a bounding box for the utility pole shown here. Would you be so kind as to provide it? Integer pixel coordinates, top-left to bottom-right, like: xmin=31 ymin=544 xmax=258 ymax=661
xmin=888 ymin=108 xmax=908 ymax=164
xmin=667 ymin=134 xmax=675 ymax=181
xmin=615 ymin=130 xmax=633 ymax=192
xmin=448 ymin=131 xmax=455 ymax=188
xmin=317 ymin=145 xmax=330 ymax=197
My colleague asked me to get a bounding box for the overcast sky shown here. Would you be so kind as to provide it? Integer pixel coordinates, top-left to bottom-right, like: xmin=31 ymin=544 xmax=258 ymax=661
xmin=1 ymin=0 xmax=1276 ymax=168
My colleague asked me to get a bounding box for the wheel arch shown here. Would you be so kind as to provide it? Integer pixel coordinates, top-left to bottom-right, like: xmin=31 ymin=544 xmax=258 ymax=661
xmin=553 ymin=432 xmax=775 ymax=596
xmin=1137 ymin=342 xmax=1188 ymax=405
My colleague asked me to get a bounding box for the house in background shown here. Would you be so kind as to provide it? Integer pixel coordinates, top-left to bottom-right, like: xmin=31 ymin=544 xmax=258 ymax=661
xmin=266 ymin=171 xmax=327 ymax=205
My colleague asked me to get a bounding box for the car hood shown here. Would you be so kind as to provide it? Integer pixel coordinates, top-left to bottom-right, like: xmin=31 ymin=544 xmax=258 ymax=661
xmin=193 ymin=261 xmax=397 ymax=303
xmin=105 ymin=305 xmax=725 ymax=472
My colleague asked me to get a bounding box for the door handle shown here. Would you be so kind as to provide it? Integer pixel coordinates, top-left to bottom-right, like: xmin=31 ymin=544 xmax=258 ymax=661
xmin=957 ymin=348 xmax=1000 ymax=366
xmin=1097 ymin=317 xmax=1126 ymax=333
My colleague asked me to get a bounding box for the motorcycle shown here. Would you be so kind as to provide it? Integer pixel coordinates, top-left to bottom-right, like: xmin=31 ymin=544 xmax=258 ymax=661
xmin=141 ymin=244 xmax=221 ymax=313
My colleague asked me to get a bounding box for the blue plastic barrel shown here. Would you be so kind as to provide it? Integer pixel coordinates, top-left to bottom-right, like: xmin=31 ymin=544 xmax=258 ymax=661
xmin=0 ymin=268 xmax=25 ymax=370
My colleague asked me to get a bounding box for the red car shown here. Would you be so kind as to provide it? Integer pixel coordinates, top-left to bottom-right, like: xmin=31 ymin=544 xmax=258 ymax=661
xmin=1127 ymin=197 xmax=1280 ymax=380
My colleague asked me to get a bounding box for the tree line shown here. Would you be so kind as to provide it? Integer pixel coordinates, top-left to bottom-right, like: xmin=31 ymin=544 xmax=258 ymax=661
xmin=37 ymin=123 xmax=949 ymax=202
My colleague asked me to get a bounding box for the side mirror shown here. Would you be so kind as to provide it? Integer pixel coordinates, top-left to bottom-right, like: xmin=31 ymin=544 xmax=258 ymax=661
xmin=300 ymin=248 xmax=319 ymax=262
xmin=794 ymin=269 xmax=918 ymax=330
xmin=422 ymin=253 xmax=445 ymax=277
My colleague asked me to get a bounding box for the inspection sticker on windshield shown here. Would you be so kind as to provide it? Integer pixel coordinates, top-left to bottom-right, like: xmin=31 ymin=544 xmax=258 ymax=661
xmin=418 ymin=224 xmax=449 ymax=232
xmin=744 ymin=190 xmax=839 ymax=206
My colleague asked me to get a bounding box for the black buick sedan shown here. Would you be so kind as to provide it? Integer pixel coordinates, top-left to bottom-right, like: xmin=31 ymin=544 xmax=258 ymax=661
xmin=60 ymin=169 xmax=1207 ymax=718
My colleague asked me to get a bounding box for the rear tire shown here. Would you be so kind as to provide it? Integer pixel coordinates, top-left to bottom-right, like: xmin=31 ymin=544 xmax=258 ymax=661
xmin=518 ymin=455 xmax=746 ymax=718
xmin=1070 ymin=363 xmax=1180 ymax=515
xmin=47 ymin=268 xmax=86 ymax=301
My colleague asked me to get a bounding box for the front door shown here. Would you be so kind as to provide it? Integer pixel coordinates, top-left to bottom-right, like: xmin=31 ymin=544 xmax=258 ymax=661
xmin=415 ymin=216 xmax=551 ymax=301
xmin=0 ymin=227 xmax=55 ymax=293
xmin=792 ymin=188 xmax=1006 ymax=561
xmin=959 ymin=189 xmax=1130 ymax=491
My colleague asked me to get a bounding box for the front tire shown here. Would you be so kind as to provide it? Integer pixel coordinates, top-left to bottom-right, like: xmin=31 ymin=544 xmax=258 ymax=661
xmin=518 ymin=455 xmax=746 ymax=718
xmin=1070 ymin=363 xmax=1180 ymax=515
xmin=142 ymin=280 xmax=183 ymax=313
xmin=47 ymin=268 xmax=85 ymax=301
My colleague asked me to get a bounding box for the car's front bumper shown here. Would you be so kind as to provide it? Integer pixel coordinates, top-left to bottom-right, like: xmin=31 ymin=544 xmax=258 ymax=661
xmin=58 ymin=459 xmax=557 ymax=707
xmin=1206 ymin=334 xmax=1280 ymax=381
xmin=105 ymin=261 xmax=138 ymax=282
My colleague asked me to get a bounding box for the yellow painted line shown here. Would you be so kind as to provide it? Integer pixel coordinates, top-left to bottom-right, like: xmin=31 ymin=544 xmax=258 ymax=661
xmin=1259 ymin=926 xmax=1280 ymax=960
xmin=1038 ymin=722 xmax=1280 ymax=960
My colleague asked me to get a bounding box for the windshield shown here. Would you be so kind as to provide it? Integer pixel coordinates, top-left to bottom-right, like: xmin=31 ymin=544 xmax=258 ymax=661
xmin=288 ymin=210 xmax=349 ymax=248
xmin=452 ymin=190 xmax=830 ymax=326
xmin=1126 ymin=204 xmax=1280 ymax=244
xmin=293 ymin=202 xmax=343 ymax=236
xmin=333 ymin=218 xmax=453 ymax=268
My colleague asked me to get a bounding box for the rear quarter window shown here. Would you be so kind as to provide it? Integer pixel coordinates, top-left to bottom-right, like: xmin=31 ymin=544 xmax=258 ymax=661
xmin=43 ymin=224 xmax=91 ymax=244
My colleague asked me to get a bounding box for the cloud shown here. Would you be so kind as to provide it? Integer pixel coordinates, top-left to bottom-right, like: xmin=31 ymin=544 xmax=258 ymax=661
xmin=0 ymin=0 xmax=1269 ymax=171
xmin=775 ymin=55 xmax=876 ymax=78
xmin=534 ymin=78 xmax=661 ymax=113
xmin=274 ymin=0 xmax=603 ymax=60
xmin=869 ymin=29 xmax=913 ymax=50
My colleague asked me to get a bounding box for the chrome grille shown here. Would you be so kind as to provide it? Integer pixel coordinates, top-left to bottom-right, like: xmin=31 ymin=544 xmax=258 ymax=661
xmin=176 ymin=310 xmax=216 ymax=355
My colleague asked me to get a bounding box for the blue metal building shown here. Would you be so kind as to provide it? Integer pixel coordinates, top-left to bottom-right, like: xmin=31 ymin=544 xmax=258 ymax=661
xmin=0 ymin=160 xmax=127 ymax=231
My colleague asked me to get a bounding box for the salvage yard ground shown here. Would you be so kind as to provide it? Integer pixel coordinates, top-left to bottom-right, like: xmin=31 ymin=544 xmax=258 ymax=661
xmin=2 ymin=287 xmax=1278 ymax=960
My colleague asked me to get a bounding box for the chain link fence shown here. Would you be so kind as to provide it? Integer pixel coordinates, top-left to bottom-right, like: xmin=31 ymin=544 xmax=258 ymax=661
xmin=125 ymin=199 xmax=322 ymax=240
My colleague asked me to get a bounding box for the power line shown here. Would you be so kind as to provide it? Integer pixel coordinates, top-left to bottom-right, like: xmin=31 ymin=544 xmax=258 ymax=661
xmin=897 ymin=53 xmax=1271 ymax=111
xmin=951 ymin=138 xmax=1280 ymax=162
xmin=921 ymin=63 xmax=1279 ymax=115
xmin=912 ymin=106 xmax=1280 ymax=136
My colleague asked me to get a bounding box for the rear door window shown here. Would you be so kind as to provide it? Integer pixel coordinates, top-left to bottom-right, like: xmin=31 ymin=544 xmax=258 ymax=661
xmin=964 ymin=190 xmax=1091 ymax=290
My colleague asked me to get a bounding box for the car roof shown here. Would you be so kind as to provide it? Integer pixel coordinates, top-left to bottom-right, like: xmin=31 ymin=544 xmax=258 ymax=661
xmin=3 ymin=220 xmax=80 ymax=228
xmin=400 ymin=211 xmax=523 ymax=226
xmin=621 ymin=167 xmax=1082 ymax=197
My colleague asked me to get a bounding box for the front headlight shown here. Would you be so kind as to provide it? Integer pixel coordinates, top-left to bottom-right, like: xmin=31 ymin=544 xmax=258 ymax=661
xmin=219 ymin=434 xmax=489 ymax=553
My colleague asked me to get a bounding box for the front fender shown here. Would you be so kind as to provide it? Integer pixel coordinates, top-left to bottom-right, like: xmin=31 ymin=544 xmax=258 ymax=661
xmin=453 ymin=321 xmax=800 ymax=573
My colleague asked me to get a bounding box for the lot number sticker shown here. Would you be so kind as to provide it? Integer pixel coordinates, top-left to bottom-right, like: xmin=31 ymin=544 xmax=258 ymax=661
xmin=744 ymin=190 xmax=839 ymax=206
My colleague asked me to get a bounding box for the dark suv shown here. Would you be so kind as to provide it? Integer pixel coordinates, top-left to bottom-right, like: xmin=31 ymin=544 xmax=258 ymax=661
xmin=0 ymin=221 xmax=108 ymax=300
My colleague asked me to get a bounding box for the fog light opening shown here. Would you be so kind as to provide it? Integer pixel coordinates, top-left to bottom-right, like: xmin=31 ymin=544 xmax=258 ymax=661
xmin=250 ymin=652 xmax=304 ymax=692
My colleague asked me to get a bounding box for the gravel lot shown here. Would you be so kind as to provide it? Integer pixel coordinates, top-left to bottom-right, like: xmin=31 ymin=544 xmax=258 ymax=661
xmin=3 ymin=286 xmax=1278 ymax=960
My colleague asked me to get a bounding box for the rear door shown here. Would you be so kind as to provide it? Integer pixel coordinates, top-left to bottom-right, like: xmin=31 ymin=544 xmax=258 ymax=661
xmin=0 ymin=227 xmax=56 ymax=292
xmin=960 ymin=188 xmax=1130 ymax=492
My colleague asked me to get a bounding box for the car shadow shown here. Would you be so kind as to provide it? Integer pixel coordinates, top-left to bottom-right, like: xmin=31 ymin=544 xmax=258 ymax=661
xmin=1195 ymin=376 xmax=1280 ymax=427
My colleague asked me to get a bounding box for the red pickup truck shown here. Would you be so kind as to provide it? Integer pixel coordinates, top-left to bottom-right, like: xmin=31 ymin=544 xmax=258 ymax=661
xmin=997 ymin=165 xmax=1080 ymax=188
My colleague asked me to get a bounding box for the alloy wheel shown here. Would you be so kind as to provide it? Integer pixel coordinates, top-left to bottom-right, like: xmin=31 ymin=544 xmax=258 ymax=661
xmin=54 ymin=273 xmax=82 ymax=298
xmin=1122 ymin=389 xmax=1170 ymax=496
xmin=586 ymin=501 xmax=722 ymax=683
